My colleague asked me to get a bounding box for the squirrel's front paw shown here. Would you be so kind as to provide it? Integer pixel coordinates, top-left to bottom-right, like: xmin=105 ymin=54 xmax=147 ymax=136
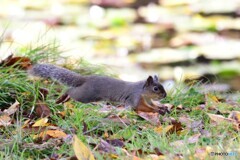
xmin=56 ymin=93 xmax=71 ymax=104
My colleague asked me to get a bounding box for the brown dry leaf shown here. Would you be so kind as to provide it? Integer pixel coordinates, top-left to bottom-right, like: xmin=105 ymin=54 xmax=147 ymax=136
xmin=73 ymin=135 xmax=95 ymax=160
xmin=1 ymin=56 xmax=32 ymax=69
xmin=207 ymin=113 xmax=234 ymax=123
xmin=3 ymin=101 xmax=20 ymax=116
xmin=35 ymin=102 xmax=51 ymax=117
xmin=137 ymin=111 xmax=160 ymax=126
xmin=33 ymin=129 xmax=67 ymax=140
xmin=57 ymin=111 xmax=66 ymax=118
xmin=32 ymin=117 xmax=49 ymax=127
xmin=45 ymin=130 xmax=67 ymax=138
xmin=0 ymin=114 xmax=11 ymax=127
xmin=207 ymin=113 xmax=239 ymax=130
xmin=169 ymin=121 xmax=183 ymax=133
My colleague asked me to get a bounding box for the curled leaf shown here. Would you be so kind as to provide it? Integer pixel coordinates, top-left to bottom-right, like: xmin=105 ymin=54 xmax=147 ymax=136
xmin=3 ymin=100 xmax=20 ymax=116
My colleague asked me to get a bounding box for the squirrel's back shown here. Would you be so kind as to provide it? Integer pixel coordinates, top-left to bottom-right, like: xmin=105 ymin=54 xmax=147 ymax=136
xmin=28 ymin=64 xmax=85 ymax=87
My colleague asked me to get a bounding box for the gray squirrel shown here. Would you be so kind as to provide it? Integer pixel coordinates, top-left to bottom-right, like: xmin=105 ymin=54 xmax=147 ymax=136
xmin=29 ymin=64 xmax=167 ymax=112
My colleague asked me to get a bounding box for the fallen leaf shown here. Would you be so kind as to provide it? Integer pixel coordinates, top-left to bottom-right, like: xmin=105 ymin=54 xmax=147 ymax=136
xmin=154 ymin=125 xmax=173 ymax=134
xmin=32 ymin=117 xmax=49 ymax=127
xmin=179 ymin=116 xmax=192 ymax=128
xmin=191 ymin=120 xmax=204 ymax=132
xmin=57 ymin=111 xmax=66 ymax=118
xmin=45 ymin=130 xmax=67 ymax=138
xmin=22 ymin=119 xmax=31 ymax=128
xmin=96 ymin=139 xmax=116 ymax=154
xmin=0 ymin=114 xmax=11 ymax=127
xmin=3 ymin=100 xmax=20 ymax=116
xmin=33 ymin=129 xmax=67 ymax=140
xmin=137 ymin=112 xmax=160 ymax=126
xmin=206 ymin=94 xmax=220 ymax=103
xmin=168 ymin=121 xmax=183 ymax=134
xmin=199 ymin=129 xmax=211 ymax=137
xmin=207 ymin=113 xmax=234 ymax=123
xmin=73 ymin=135 xmax=95 ymax=160
xmin=35 ymin=102 xmax=51 ymax=117
xmin=1 ymin=56 xmax=32 ymax=69
xmin=228 ymin=111 xmax=240 ymax=123
xmin=188 ymin=133 xmax=201 ymax=144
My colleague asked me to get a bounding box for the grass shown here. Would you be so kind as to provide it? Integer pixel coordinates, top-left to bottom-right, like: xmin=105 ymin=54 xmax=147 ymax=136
xmin=0 ymin=48 xmax=240 ymax=160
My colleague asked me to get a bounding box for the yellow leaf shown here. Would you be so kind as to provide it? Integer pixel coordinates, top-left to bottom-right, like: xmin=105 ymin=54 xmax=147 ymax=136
xmin=32 ymin=117 xmax=49 ymax=127
xmin=33 ymin=129 xmax=67 ymax=139
xmin=208 ymin=94 xmax=219 ymax=103
xmin=46 ymin=130 xmax=67 ymax=138
xmin=109 ymin=154 xmax=118 ymax=159
xmin=73 ymin=135 xmax=95 ymax=160
xmin=154 ymin=125 xmax=173 ymax=134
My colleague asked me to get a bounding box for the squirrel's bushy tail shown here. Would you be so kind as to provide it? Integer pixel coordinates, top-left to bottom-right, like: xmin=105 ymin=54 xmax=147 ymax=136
xmin=28 ymin=64 xmax=85 ymax=87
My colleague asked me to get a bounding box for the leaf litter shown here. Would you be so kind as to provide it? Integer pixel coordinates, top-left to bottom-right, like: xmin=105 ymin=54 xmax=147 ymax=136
xmin=0 ymin=57 xmax=239 ymax=159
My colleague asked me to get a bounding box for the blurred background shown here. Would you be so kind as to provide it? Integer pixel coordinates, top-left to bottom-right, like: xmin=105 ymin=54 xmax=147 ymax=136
xmin=0 ymin=0 xmax=240 ymax=94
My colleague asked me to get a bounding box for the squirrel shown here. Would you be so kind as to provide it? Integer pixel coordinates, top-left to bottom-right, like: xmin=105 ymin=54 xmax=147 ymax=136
xmin=28 ymin=64 xmax=167 ymax=112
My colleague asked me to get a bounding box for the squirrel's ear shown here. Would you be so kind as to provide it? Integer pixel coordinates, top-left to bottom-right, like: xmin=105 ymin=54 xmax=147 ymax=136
xmin=144 ymin=76 xmax=154 ymax=88
xmin=154 ymin=75 xmax=159 ymax=81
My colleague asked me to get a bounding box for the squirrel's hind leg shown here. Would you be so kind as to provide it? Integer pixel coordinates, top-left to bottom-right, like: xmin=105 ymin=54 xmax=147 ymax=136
xmin=66 ymin=87 xmax=101 ymax=103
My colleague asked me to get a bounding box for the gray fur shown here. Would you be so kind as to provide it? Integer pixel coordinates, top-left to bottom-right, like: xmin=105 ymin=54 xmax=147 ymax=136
xmin=29 ymin=64 xmax=166 ymax=108
xmin=29 ymin=64 xmax=85 ymax=87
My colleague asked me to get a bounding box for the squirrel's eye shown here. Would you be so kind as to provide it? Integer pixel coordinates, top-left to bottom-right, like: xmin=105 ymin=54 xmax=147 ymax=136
xmin=153 ymin=86 xmax=159 ymax=92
